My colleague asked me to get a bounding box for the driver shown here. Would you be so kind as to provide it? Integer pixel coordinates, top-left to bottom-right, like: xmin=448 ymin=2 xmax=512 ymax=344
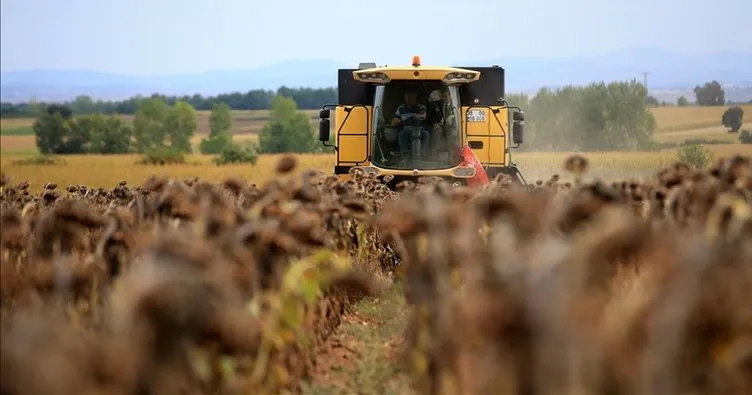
xmin=391 ymin=88 xmax=429 ymax=159
xmin=428 ymin=88 xmax=458 ymax=153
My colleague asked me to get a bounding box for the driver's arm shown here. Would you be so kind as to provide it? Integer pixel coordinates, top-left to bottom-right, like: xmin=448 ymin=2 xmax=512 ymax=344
xmin=415 ymin=104 xmax=427 ymax=121
xmin=391 ymin=106 xmax=403 ymax=127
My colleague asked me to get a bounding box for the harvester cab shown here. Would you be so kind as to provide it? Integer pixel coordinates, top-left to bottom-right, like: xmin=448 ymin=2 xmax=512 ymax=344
xmin=318 ymin=56 xmax=527 ymax=189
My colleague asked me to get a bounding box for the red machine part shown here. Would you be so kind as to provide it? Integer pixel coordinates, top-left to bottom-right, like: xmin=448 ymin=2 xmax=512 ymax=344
xmin=459 ymin=144 xmax=489 ymax=187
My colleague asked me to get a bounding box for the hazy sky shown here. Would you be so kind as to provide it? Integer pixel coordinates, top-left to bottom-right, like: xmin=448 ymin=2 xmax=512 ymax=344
xmin=2 ymin=0 xmax=750 ymax=75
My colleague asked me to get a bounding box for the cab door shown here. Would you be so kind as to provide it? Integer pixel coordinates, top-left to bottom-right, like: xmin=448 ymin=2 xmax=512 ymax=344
xmin=458 ymin=66 xmax=509 ymax=167
xmin=335 ymin=69 xmax=373 ymax=166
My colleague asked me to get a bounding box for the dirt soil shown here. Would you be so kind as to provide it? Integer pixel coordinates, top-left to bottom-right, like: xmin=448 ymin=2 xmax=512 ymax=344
xmin=301 ymin=284 xmax=415 ymax=395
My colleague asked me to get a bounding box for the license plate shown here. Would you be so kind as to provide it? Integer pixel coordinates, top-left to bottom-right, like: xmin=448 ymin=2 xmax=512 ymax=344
xmin=467 ymin=109 xmax=486 ymax=122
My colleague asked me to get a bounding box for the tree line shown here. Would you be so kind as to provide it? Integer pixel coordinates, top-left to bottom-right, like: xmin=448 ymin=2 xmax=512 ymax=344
xmin=31 ymin=94 xmax=329 ymax=164
xmin=17 ymin=78 xmax=748 ymax=157
xmin=506 ymin=80 xmax=656 ymax=151
xmin=27 ymin=79 xmax=663 ymax=156
xmin=3 ymin=79 xmax=746 ymax=119
xmin=0 ymin=86 xmax=337 ymax=118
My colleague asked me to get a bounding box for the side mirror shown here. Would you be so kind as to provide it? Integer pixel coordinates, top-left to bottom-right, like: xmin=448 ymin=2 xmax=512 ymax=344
xmin=512 ymin=110 xmax=524 ymax=145
xmin=513 ymin=122 xmax=524 ymax=145
xmin=319 ymin=108 xmax=331 ymax=142
xmin=319 ymin=118 xmax=330 ymax=142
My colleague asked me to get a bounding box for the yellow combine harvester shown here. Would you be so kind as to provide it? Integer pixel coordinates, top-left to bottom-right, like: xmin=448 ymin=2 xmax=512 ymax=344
xmin=317 ymin=56 xmax=527 ymax=188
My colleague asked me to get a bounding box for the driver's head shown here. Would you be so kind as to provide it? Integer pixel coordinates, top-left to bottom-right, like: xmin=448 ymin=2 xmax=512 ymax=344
xmin=404 ymin=88 xmax=418 ymax=105
xmin=442 ymin=89 xmax=451 ymax=102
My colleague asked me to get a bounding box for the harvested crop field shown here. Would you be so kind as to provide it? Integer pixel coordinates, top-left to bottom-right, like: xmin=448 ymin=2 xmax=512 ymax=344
xmin=2 ymin=144 xmax=751 ymax=190
xmin=651 ymin=104 xmax=752 ymax=134
xmin=1 ymin=152 xmax=751 ymax=395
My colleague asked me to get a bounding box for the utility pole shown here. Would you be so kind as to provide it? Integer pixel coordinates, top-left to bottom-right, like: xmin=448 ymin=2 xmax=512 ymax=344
xmin=642 ymin=71 xmax=649 ymax=93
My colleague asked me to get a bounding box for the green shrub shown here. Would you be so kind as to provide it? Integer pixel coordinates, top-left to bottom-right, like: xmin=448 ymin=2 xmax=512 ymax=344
xmin=213 ymin=142 xmax=259 ymax=166
xmin=739 ymin=129 xmax=752 ymax=144
xmin=638 ymin=140 xmax=665 ymax=152
xmin=136 ymin=147 xmax=186 ymax=165
xmin=677 ymin=143 xmax=712 ymax=168
xmin=683 ymin=138 xmax=732 ymax=145
xmin=10 ymin=154 xmax=67 ymax=166
xmin=199 ymin=132 xmax=233 ymax=154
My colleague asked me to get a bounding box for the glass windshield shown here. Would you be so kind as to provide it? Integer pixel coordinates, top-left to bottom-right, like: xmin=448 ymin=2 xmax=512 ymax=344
xmin=371 ymin=81 xmax=462 ymax=170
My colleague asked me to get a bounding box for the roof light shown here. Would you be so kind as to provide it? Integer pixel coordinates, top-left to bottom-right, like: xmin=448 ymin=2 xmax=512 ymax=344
xmin=443 ymin=72 xmax=478 ymax=83
xmin=353 ymin=71 xmax=391 ymax=83
xmin=412 ymin=56 xmax=421 ymax=67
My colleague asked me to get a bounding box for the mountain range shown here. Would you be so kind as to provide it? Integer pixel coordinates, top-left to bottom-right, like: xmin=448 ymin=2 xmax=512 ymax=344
xmin=2 ymin=47 xmax=751 ymax=103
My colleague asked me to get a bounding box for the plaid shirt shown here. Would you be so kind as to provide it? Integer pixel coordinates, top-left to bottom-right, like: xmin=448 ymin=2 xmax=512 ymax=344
xmin=394 ymin=103 xmax=427 ymax=127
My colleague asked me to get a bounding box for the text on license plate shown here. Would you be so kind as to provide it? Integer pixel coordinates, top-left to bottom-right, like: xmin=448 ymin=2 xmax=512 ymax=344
xmin=467 ymin=109 xmax=486 ymax=122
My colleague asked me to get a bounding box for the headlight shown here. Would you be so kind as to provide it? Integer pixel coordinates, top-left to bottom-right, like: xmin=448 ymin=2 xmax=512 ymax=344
xmin=355 ymin=72 xmax=390 ymax=83
xmin=353 ymin=165 xmax=380 ymax=176
xmin=443 ymin=72 xmax=477 ymax=83
xmin=452 ymin=166 xmax=476 ymax=177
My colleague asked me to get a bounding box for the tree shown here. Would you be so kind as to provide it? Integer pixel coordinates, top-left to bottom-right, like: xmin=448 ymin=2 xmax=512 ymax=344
xmin=677 ymin=96 xmax=689 ymax=106
xmin=34 ymin=112 xmax=72 ymax=154
xmin=133 ymin=97 xmax=169 ymax=152
xmin=522 ymin=80 xmax=655 ymax=152
xmin=132 ymin=98 xmax=197 ymax=153
xmin=45 ymin=104 xmax=73 ymax=119
xmin=721 ymin=106 xmax=744 ymax=133
xmin=504 ymin=93 xmax=530 ymax=108
xmin=645 ymin=95 xmax=659 ymax=106
xmin=693 ymin=81 xmax=725 ymax=106
xmin=0 ymin=87 xmax=338 ymax=117
xmin=67 ymin=114 xmax=101 ymax=153
xmin=164 ymin=101 xmax=197 ymax=153
xmin=258 ymin=95 xmax=318 ymax=153
xmin=600 ymin=80 xmax=655 ymax=150
xmin=33 ymin=104 xmax=84 ymax=154
xmin=72 ymin=95 xmax=96 ymax=114
xmin=209 ymin=102 xmax=232 ymax=135
xmin=101 ymin=117 xmax=131 ymax=153
xmin=90 ymin=116 xmax=132 ymax=154
xmin=522 ymin=86 xmax=583 ymax=150
xmin=200 ymin=102 xmax=234 ymax=154
xmin=32 ymin=103 xmax=133 ymax=155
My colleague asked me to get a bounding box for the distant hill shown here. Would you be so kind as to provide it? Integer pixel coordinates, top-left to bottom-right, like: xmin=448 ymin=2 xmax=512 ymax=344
xmin=2 ymin=48 xmax=751 ymax=103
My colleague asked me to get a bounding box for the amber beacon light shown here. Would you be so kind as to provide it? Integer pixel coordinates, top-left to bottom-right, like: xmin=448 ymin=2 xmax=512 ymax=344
xmin=412 ymin=55 xmax=421 ymax=66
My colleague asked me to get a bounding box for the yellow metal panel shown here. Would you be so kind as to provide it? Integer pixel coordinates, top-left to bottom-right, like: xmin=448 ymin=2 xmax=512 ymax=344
xmin=335 ymin=106 xmax=369 ymax=135
xmin=488 ymin=106 xmax=509 ymax=165
xmin=335 ymin=105 xmax=370 ymax=165
xmin=462 ymin=106 xmax=490 ymax=164
xmin=461 ymin=106 xmax=509 ymax=166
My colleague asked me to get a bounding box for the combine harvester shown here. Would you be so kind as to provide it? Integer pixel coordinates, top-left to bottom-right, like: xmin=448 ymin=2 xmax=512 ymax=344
xmin=317 ymin=55 xmax=527 ymax=189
